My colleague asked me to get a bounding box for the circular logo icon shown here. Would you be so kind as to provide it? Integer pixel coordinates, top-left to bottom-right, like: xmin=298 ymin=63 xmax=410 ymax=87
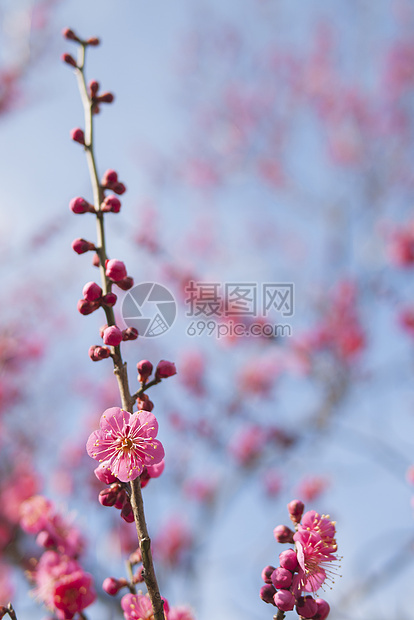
xmin=122 ymin=282 xmax=176 ymax=337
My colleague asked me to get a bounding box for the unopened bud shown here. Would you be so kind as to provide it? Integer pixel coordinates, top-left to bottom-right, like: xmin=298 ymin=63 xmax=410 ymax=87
xmin=72 ymin=238 xmax=95 ymax=254
xmin=62 ymin=53 xmax=77 ymax=68
xmin=103 ymin=326 xmax=123 ymax=346
xmin=101 ymin=292 xmax=117 ymax=307
xmin=99 ymin=485 xmax=121 ymax=507
xmin=136 ymin=394 xmax=154 ymax=412
xmin=83 ymin=281 xmax=102 ymax=302
xmin=120 ymin=499 xmax=134 ymax=523
xmin=62 ymin=28 xmax=78 ymax=41
xmin=271 ymin=567 xmax=292 ymax=590
xmin=116 ymin=276 xmax=134 ymax=290
xmin=155 ymin=360 xmax=177 ymax=379
xmin=92 ymin=253 xmax=101 ymax=267
xmin=273 ymin=524 xmax=294 ymax=544
xmin=89 ymin=80 xmax=100 ymax=97
xmin=70 ymin=127 xmax=85 ymax=145
xmin=279 ymin=548 xmax=298 ymax=571
xmin=113 ymin=182 xmax=126 ymax=195
xmin=101 ymin=195 xmax=121 ymax=213
xmin=69 ymin=196 xmax=93 ymax=214
xmin=105 ymin=259 xmax=127 ymax=282
xmin=287 ymin=499 xmax=305 ymax=523
xmin=89 ymin=345 xmax=110 ymax=361
xmin=137 ymin=360 xmax=153 ymax=384
xmin=122 ymin=327 xmax=138 ymax=341
xmin=260 ymin=584 xmax=277 ymax=606
xmin=261 ymin=565 xmax=275 ymax=584
xmin=97 ymin=92 xmax=114 ymax=103
xmin=102 ymin=169 xmax=118 ymax=185
xmin=78 ymin=299 xmax=100 ymax=315
xmin=274 ymin=589 xmax=295 ymax=612
xmin=313 ymin=598 xmax=330 ymax=620
xmin=86 ymin=36 xmax=100 ymax=46
xmin=102 ymin=577 xmax=128 ymax=596
xmin=296 ymin=596 xmax=318 ymax=619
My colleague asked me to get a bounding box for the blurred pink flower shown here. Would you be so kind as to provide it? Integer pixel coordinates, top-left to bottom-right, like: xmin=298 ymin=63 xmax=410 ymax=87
xmin=121 ymin=593 xmax=154 ymax=619
xmin=153 ymin=517 xmax=193 ymax=567
xmin=229 ymin=424 xmax=267 ymax=466
xmin=87 ymin=408 xmax=164 ymax=482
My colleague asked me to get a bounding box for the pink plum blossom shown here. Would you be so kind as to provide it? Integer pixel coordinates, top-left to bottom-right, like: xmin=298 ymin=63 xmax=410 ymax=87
xmin=86 ymin=407 xmax=164 ymax=482
xmin=168 ymin=606 xmax=196 ymax=620
xmin=293 ymin=526 xmax=338 ymax=593
xmin=121 ymin=593 xmax=154 ymax=619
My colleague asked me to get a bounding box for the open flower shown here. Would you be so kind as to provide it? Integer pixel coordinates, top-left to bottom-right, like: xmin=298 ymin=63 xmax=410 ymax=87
xmin=293 ymin=526 xmax=338 ymax=593
xmin=86 ymin=408 xmax=164 ymax=482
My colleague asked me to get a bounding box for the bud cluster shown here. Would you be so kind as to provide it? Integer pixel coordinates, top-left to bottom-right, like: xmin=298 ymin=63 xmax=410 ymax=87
xmin=260 ymin=500 xmax=337 ymax=619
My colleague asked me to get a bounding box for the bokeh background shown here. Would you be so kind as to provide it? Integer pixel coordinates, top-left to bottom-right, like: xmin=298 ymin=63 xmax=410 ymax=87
xmin=1 ymin=1 xmax=414 ymax=618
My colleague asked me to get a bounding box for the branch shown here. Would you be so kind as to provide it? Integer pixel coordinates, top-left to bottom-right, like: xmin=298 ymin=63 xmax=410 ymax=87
xmin=69 ymin=37 xmax=165 ymax=620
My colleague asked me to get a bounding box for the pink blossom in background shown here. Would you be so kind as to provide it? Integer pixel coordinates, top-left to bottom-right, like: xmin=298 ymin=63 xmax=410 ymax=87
xmin=295 ymin=476 xmax=329 ymax=503
xmin=262 ymin=469 xmax=283 ymax=497
xmin=86 ymin=407 xmax=164 ymax=482
xmin=153 ymin=517 xmax=193 ymax=567
xmin=229 ymin=424 xmax=267 ymax=467
xmin=121 ymin=592 xmax=154 ymax=620
xmin=20 ymin=495 xmax=53 ymax=534
xmin=184 ymin=476 xmax=217 ymax=504
xmin=168 ymin=606 xmax=196 ymax=620
xmin=179 ymin=350 xmax=205 ymax=396
xmin=32 ymin=551 xmax=95 ymax=617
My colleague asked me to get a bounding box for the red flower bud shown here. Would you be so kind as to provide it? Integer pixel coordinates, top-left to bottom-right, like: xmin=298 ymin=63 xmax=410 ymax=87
xmin=122 ymin=327 xmax=138 ymax=341
xmin=273 ymin=524 xmax=294 ymax=544
xmin=137 ymin=360 xmax=153 ymax=384
xmin=136 ymin=394 xmax=154 ymax=412
xmin=89 ymin=80 xmax=100 ymax=97
xmin=102 ymin=169 xmax=118 ymax=185
xmin=102 ymin=577 xmax=128 ymax=596
xmin=103 ymin=326 xmax=123 ymax=346
xmin=62 ymin=28 xmax=79 ymax=41
xmin=77 ymin=299 xmax=100 ymax=315
xmin=113 ymin=182 xmax=126 ymax=195
xmin=116 ymin=276 xmax=134 ymax=291
xmin=83 ymin=282 xmax=103 ymax=302
xmin=101 ymin=195 xmax=121 ymax=213
xmin=62 ymin=53 xmax=77 ymax=68
xmin=120 ymin=499 xmax=134 ymax=523
xmin=70 ymin=128 xmax=85 ymax=145
xmin=97 ymin=92 xmax=114 ymax=104
xmin=101 ymin=292 xmax=117 ymax=307
xmin=69 ymin=197 xmax=93 ymax=214
xmin=86 ymin=36 xmax=100 ymax=46
xmin=72 ymin=238 xmax=95 ymax=254
xmin=89 ymin=345 xmax=110 ymax=361
xmin=287 ymin=499 xmax=305 ymax=523
xmin=105 ymin=259 xmax=127 ymax=282
xmin=155 ymin=360 xmax=177 ymax=379
xmin=260 ymin=585 xmax=277 ymax=606
xmin=99 ymin=485 xmax=121 ymax=507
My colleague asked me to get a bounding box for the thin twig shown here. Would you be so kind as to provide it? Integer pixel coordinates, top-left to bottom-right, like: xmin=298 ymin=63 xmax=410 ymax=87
xmin=71 ymin=39 xmax=165 ymax=620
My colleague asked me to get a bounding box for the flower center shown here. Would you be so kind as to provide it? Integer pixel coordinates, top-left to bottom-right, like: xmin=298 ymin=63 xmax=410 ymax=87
xmin=122 ymin=437 xmax=134 ymax=451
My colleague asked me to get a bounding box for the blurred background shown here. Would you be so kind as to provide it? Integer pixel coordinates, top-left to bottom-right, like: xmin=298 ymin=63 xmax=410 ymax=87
xmin=1 ymin=0 xmax=414 ymax=618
